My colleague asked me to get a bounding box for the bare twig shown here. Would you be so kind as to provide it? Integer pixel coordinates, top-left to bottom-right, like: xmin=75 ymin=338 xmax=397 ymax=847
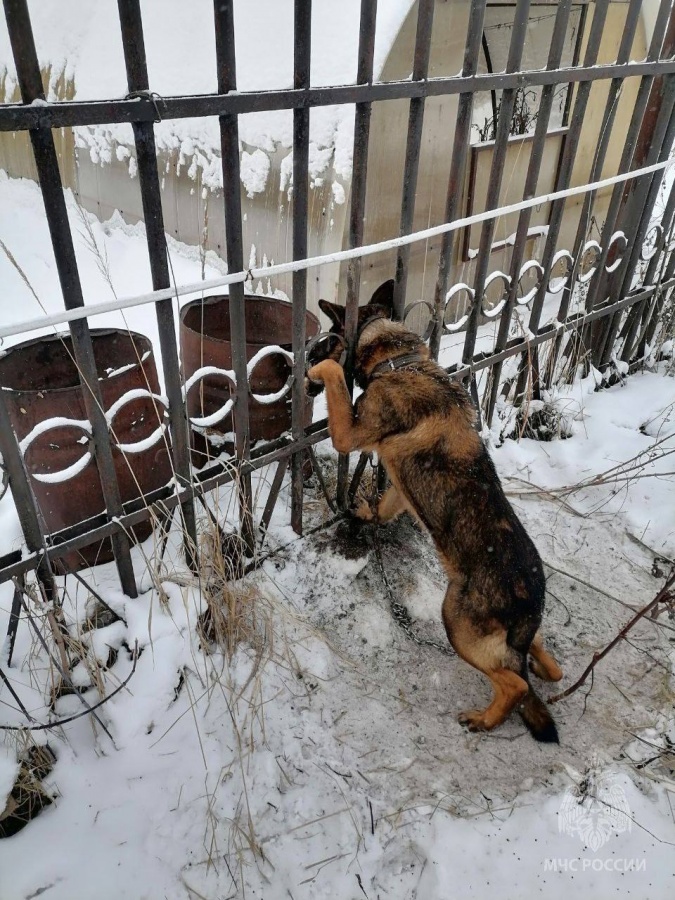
xmin=16 ymin=593 xmax=114 ymax=740
xmin=548 ymin=568 xmax=675 ymax=704
xmin=544 ymin=561 xmax=638 ymax=612
xmin=72 ymin=571 xmax=127 ymax=627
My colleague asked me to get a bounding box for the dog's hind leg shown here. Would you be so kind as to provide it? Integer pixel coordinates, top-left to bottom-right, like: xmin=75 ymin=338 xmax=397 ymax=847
xmin=355 ymin=485 xmax=406 ymax=523
xmin=457 ymin=664 xmax=528 ymax=733
xmin=528 ymin=631 xmax=563 ymax=682
xmin=442 ymin=595 xmax=527 ymax=732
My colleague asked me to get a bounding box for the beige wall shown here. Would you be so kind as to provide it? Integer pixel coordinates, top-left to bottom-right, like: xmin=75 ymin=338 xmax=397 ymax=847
xmin=341 ymin=0 xmax=470 ymax=317
xmin=0 ymin=68 xmax=76 ymax=188
xmin=557 ymin=2 xmax=647 ymax=253
xmin=71 ymin=140 xmax=348 ymax=309
xmin=341 ymin=1 xmax=649 ymax=327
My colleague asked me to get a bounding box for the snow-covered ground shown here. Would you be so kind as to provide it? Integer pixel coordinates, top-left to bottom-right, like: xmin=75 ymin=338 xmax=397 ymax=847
xmin=1 ymin=173 xmax=675 ymax=898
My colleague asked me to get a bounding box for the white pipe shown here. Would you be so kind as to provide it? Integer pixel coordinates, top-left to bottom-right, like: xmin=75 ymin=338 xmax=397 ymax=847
xmin=0 ymin=158 xmax=671 ymax=341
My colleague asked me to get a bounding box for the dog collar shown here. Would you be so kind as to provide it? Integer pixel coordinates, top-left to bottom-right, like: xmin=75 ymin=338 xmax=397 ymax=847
xmin=368 ymin=351 xmax=425 ymax=380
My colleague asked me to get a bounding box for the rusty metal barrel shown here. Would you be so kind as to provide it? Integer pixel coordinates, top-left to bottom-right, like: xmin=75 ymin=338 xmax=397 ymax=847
xmin=180 ymin=293 xmax=320 ymax=459
xmin=0 ymin=329 xmax=172 ymax=573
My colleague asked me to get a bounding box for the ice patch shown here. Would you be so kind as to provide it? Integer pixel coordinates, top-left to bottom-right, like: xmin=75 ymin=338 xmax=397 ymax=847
xmin=331 ymin=181 xmax=346 ymax=205
xmin=240 ymin=149 xmax=270 ymax=198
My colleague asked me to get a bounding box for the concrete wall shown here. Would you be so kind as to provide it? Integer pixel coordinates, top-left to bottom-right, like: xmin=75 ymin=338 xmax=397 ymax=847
xmin=0 ymin=74 xmax=348 ymax=316
xmin=71 ymin=140 xmax=348 ymax=310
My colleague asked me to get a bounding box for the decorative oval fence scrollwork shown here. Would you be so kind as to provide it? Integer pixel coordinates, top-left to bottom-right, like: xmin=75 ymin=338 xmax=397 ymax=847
xmin=578 ymin=240 xmax=602 ymax=284
xmin=0 ymin=329 xmax=173 ymax=572
xmin=641 ymin=223 xmax=663 ymax=262
xmin=605 ymin=231 xmax=627 ymax=273
xmin=548 ymin=250 xmax=574 ymax=295
xmin=516 ymin=260 xmax=544 ymax=306
xmin=180 ymin=294 xmax=320 ymax=458
xmin=481 ymin=271 xmax=511 ymax=320
xmin=20 ymin=416 xmax=93 ymax=485
xmin=247 ymin=345 xmax=295 ymax=405
xmin=182 ymin=366 xmax=237 ymax=429
xmin=443 ymin=283 xmax=474 ymax=333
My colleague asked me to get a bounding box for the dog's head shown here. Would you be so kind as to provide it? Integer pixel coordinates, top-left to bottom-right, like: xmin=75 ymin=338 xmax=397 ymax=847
xmin=305 ymin=280 xmax=395 ymax=395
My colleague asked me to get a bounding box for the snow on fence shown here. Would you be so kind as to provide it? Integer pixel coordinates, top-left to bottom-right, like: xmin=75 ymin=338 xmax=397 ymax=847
xmin=0 ymin=0 xmax=674 ymax=610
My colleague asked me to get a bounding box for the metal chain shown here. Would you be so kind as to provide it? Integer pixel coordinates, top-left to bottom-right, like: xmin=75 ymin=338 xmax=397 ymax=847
xmin=367 ymin=460 xmax=454 ymax=657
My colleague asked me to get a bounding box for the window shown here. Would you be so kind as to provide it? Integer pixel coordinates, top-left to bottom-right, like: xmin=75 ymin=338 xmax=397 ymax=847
xmin=463 ymin=3 xmax=586 ymax=259
xmin=471 ymin=4 xmax=585 ymax=142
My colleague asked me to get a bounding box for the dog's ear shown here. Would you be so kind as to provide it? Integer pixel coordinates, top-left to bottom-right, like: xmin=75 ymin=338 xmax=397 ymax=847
xmin=367 ymin=279 xmax=395 ymax=316
xmin=318 ymin=298 xmax=346 ymax=330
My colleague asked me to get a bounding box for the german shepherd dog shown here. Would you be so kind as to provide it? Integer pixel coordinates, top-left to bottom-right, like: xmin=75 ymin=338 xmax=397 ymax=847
xmin=306 ymin=280 xmax=563 ymax=742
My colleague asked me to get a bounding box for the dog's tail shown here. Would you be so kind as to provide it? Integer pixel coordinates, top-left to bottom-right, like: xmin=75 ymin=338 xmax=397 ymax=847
xmin=519 ymin=684 xmax=559 ymax=744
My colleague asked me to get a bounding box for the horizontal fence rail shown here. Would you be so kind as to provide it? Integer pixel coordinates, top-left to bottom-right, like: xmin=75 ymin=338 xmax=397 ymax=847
xmin=0 ymin=0 xmax=674 ymax=613
xmin=4 ymin=61 xmax=675 ymax=131
xmin=0 ymin=158 xmax=670 ymax=342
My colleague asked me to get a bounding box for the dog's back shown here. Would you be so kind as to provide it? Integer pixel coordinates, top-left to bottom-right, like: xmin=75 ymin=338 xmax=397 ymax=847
xmin=356 ymin=355 xmax=545 ymax=626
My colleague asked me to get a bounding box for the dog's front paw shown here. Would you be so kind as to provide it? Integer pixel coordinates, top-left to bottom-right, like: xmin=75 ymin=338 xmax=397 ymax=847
xmin=304 ymin=375 xmax=325 ymax=397
xmin=458 ymin=709 xmax=490 ymax=733
xmin=307 ymin=359 xmax=342 ymax=384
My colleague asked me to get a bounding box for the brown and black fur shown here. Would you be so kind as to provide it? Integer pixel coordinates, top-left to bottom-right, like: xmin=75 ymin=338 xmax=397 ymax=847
xmin=307 ymin=280 xmax=563 ymax=742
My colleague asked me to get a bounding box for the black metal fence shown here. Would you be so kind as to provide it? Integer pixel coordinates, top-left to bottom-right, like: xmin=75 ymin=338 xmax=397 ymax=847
xmin=0 ymin=0 xmax=674 ymax=605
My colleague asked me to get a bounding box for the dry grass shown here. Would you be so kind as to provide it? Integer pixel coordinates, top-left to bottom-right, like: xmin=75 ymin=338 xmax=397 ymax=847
xmin=197 ymin=524 xmax=270 ymax=659
xmin=511 ymin=398 xmax=574 ymax=442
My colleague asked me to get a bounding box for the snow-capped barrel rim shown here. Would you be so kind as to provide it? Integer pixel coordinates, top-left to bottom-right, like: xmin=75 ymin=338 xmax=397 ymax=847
xmin=179 ymin=292 xmax=319 ymax=445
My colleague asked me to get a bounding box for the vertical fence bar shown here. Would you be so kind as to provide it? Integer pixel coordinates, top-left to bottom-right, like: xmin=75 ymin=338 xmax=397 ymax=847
xmin=429 ymin=0 xmax=487 ymax=360
xmin=335 ymin=0 xmax=378 ymax=508
xmin=542 ymin=0 xmax=643 ymax=383
xmin=513 ymin=0 xmax=610 ymax=402
xmin=583 ymin=0 xmax=675 ymax=316
xmin=0 ymin=397 xmax=57 ymax=601
xmin=558 ymin=0 xmax=642 ymax=321
xmin=632 ymin=3 xmax=675 ymax=177
xmin=598 ymin=75 xmax=675 ymax=368
xmin=640 ymin=236 xmax=675 ymax=356
xmin=461 ymin=0 xmax=532 ymax=369
xmin=596 ymin=1 xmax=675 ymax=367
xmin=483 ymin=0 xmax=573 ymax=425
xmin=392 ymin=0 xmax=435 ymax=320
xmin=290 ymin=0 xmax=312 ymax=535
xmin=3 ymin=0 xmax=138 ymax=597
xmin=561 ymin=5 xmax=588 ymax=128
xmin=116 ymin=0 xmax=198 ymax=569
xmin=213 ymin=0 xmax=255 ymax=549
xmin=621 ymin=172 xmax=675 ymax=362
